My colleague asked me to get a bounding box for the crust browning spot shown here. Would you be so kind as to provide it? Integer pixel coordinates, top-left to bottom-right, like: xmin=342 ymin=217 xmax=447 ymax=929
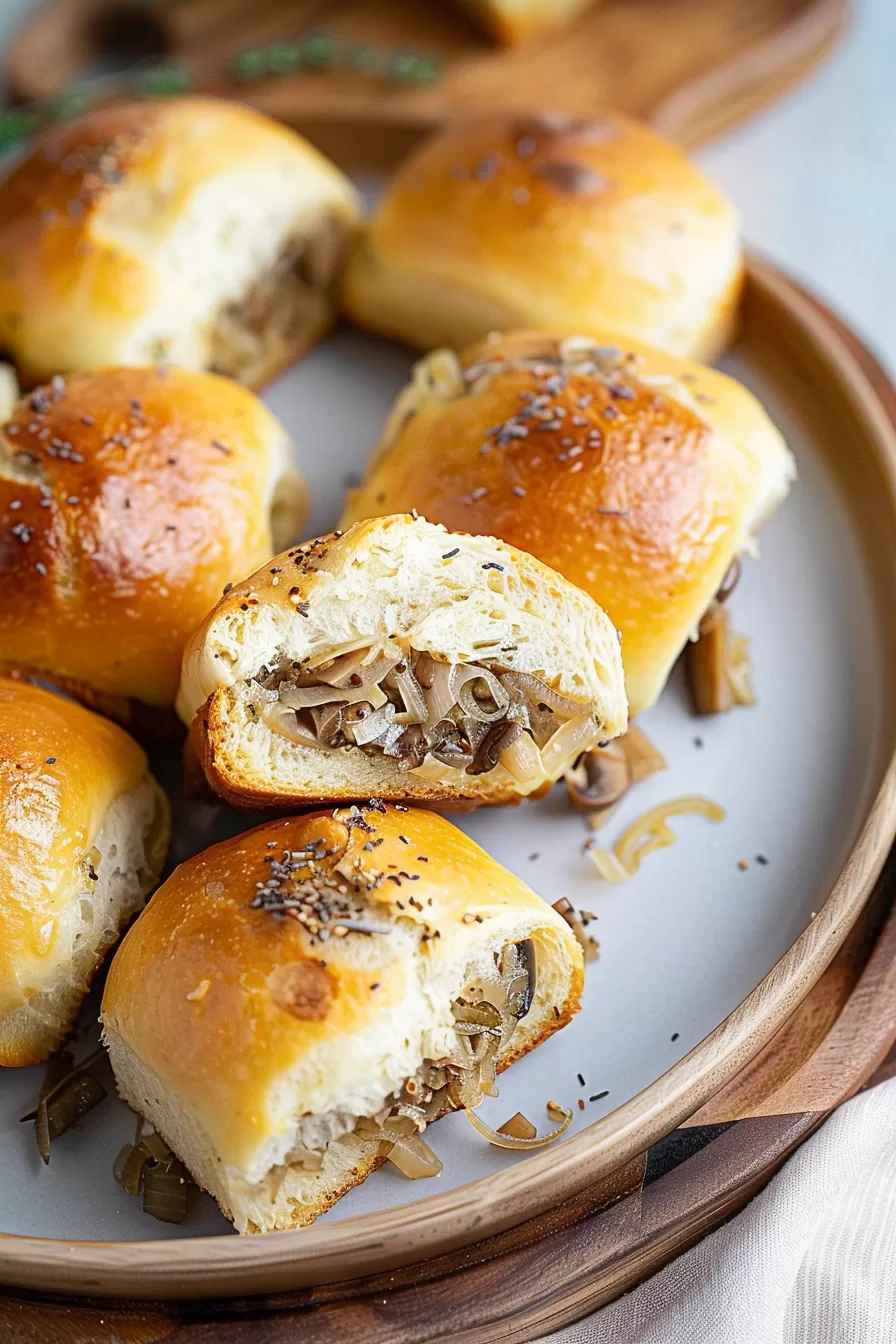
xmin=268 ymin=960 xmax=335 ymax=1021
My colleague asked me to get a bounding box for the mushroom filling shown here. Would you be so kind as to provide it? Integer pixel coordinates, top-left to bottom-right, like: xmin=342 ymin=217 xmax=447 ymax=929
xmin=281 ymin=940 xmax=537 ymax=1179
xmin=208 ymin=211 xmax=350 ymax=384
xmin=249 ymin=641 xmax=600 ymax=790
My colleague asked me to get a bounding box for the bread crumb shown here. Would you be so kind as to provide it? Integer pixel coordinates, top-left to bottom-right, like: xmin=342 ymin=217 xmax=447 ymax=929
xmin=737 ymin=859 xmax=750 ymax=871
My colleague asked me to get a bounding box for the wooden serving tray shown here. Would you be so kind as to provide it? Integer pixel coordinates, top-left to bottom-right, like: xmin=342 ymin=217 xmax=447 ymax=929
xmin=5 ymin=0 xmax=849 ymax=151
xmin=2 ymin=256 xmax=896 ymax=1341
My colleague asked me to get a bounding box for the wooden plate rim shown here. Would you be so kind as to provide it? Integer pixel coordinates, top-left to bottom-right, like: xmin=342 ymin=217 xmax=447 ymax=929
xmin=2 ymin=254 xmax=896 ymax=1299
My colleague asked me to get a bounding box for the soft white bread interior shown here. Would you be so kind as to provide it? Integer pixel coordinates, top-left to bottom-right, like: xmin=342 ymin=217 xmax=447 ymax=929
xmin=0 ymin=680 xmax=170 ymax=1066
xmin=101 ymin=805 xmax=584 ymax=1232
xmin=176 ymin=513 xmax=628 ymax=809
xmin=0 ymin=97 xmax=361 ymax=388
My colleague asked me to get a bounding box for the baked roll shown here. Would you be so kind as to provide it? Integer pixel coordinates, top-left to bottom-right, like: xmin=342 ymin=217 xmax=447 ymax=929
xmin=340 ymin=111 xmax=741 ymax=362
xmin=340 ymin=333 xmax=795 ymax=717
xmin=0 ymin=366 xmax=305 ymax=722
xmin=0 ymin=678 xmax=169 ymax=1067
xmin=102 ymin=803 xmax=584 ymax=1232
xmin=455 ymin=0 xmax=598 ymax=44
xmin=0 ymin=97 xmax=360 ymax=389
xmin=177 ymin=513 xmax=627 ymax=809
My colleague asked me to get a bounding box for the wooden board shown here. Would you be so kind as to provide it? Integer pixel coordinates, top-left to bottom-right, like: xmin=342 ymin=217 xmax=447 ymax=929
xmin=2 ymin=257 xmax=896 ymax=1339
xmin=5 ymin=0 xmax=849 ymax=152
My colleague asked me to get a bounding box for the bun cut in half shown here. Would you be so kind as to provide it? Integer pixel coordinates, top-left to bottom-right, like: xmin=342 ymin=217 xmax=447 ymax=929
xmin=177 ymin=513 xmax=627 ymax=809
xmin=341 ymin=334 xmax=795 ymax=717
xmin=0 ymin=679 xmax=169 ymax=1067
xmin=0 ymin=366 xmax=305 ymax=720
xmin=102 ymin=804 xmax=584 ymax=1232
xmin=341 ymin=111 xmax=742 ymax=363
xmin=0 ymin=97 xmax=360 ymax=388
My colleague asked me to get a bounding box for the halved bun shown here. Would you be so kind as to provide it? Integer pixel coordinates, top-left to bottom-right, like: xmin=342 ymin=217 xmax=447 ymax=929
xmin=0 ymin=97 xmax=360 ymax=388
xmin=0 ymin=679 xmax=170 ymax=1067
xmin=102 ymin=805 xmax=583 ymax=1232
xmin=177 ymin=513 xmax=627 ymax=808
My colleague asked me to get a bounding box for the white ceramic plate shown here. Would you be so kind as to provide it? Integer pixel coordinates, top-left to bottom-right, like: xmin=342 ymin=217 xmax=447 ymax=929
xmin=0 ymin=310 xmax=886 ymax=1247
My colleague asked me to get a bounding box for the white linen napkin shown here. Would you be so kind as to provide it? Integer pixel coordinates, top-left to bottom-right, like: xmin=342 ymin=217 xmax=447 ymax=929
xmin=537 ymin=1076 xmax=896 ymax=1344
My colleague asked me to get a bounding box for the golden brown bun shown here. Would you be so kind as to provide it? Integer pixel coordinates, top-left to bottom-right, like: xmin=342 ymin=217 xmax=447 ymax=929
xmin=0 ymin=366 xmax=305 ymax=712
xmin=456 ymin=0 xmax=599 ymax=44
xmin=176 ymin=513 xmax=627 ymax=809
xmin=0 ymin=679 xmax=170 ymax=1066
xmin=102 ymin=804 xmax=583 ymax=1232
xmin=341 ymin=111 xmax=742 ymax=362
xmin=0 ymin=97 xmax=360 ymax=388
xmin=340 ymin=335 xmax=795 ymax=716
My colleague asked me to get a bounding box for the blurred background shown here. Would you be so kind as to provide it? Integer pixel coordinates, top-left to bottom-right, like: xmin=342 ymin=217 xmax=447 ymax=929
xmin=0 ymin=0 xmax=892 ymax=366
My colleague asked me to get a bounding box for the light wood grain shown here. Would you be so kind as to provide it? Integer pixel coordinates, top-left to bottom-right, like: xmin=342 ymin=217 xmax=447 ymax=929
xmin=4 ymin=0 xmax=847 ymax=154
xmin=1 ymin=256 xmax=895 ymax=1302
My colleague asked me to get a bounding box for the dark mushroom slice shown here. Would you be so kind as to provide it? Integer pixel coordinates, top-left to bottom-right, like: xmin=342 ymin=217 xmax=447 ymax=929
xmin=566 ymin=723 xmax=666 ymax=820
xmin=566 ymin=740 xmax=630 ymax=809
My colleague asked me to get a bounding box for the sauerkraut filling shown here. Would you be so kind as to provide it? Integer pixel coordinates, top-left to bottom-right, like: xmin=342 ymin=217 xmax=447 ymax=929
xmin=249 ymin=640 xmax=601 ymax=792
xmin=208 ymin=212 xmax=350 ymax=384
xmin=273 ymin=940 xmax=536 ymax=1182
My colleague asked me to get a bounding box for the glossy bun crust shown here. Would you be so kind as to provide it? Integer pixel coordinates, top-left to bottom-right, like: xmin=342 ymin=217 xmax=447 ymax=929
xmin=341 ymin=111 xmax=742 ymax=362
xmin=0 ymin=97 xmax=360 ymax=388
xmin=0 ymin=679 xmax=169 ymax=1066
xmin=341 ymin=334 xmax=795 ymax=716
xmin=0 ymin=366 xmax=305 ymax=714
xmin=102 ymin=805 xmax=583 ymax=1231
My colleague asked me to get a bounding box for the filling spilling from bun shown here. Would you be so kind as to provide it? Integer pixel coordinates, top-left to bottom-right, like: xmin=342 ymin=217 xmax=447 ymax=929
xmin=256 ymin=940 xmax=536 ymax=1190
xmin=208 ymin=212 xmax=351 ymax=386
xmin=249 ymin=638 xmax=601 ymax=795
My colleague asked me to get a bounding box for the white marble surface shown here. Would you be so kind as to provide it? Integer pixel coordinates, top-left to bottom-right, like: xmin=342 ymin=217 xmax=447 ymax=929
xmin=1 ymin=0 xmax=893 ymax=367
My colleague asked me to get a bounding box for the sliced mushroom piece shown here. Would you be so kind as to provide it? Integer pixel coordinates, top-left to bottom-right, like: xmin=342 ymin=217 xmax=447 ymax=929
xmin=566 ymin=740 xmax=630 ymax=809
xmin=428 ymin=721 xmax=475 ymax=770
xmin=395 ymin=724 xmax=427 ymax=771
xmin=310 ymin=702 xmax=344 ymax=745
xmin=469 ymin=720 xmax=523 ymax=775
xmin=688 ymin=601 xmax=756 ymax=714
